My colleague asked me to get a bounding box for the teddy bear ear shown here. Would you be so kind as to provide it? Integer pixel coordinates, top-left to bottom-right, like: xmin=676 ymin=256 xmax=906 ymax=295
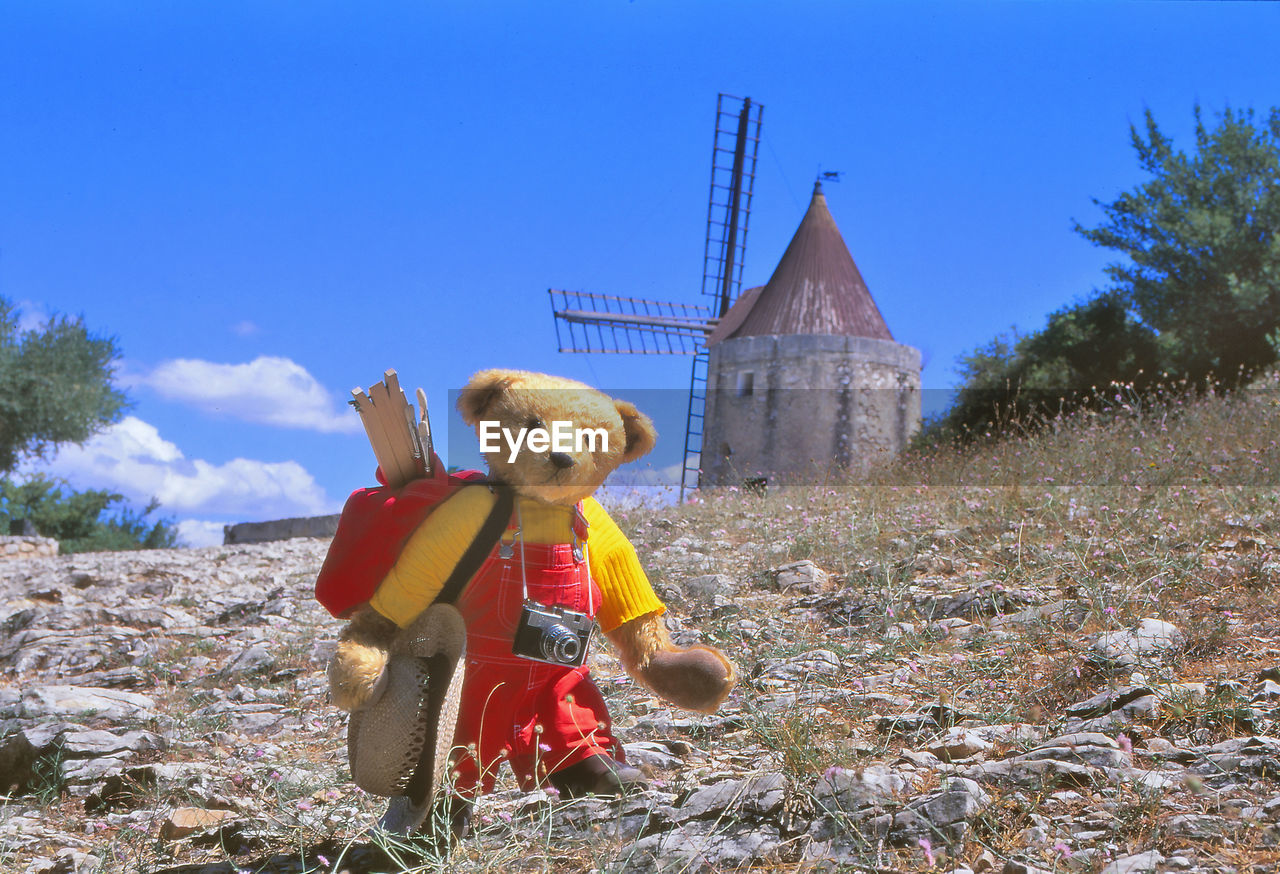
xmin=615 ymin=400 xmax=657 ymax=463
xmin=457 ymin=370 xmax=517 ymax=425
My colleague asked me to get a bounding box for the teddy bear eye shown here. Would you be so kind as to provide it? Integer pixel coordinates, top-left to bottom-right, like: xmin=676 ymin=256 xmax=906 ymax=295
xmin=526 ymin=417 xmax=544 ymax=431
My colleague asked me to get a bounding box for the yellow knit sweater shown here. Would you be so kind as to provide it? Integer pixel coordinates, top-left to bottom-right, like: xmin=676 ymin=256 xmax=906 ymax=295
xmin=370 ymin=488 xmax=664 ymax=633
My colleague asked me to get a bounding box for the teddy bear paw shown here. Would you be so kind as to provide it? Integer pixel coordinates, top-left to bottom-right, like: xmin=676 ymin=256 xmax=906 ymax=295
xmin=328 ymin=642 xmax=391 ymax=711
xmin=639 ymin=645 xmax=736 ymax=714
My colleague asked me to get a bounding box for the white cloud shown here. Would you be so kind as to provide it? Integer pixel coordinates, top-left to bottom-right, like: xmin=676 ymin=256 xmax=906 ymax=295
xmin=38 ymin=416 xmax=336 ymax=520
xmin=14 ymin=300 xmax=52 ymax=332
xmin=177 ymin=519 xmax=228 ymax=548
xmin=231 ymin=320 xmax=260 ymax=337
xmin=138 ymin=356 xmax=361 ymax=434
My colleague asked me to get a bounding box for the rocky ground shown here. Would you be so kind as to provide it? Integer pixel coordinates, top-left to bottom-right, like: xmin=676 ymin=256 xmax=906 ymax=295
xmin=3 ymin=381 xmax=1280 ymax=873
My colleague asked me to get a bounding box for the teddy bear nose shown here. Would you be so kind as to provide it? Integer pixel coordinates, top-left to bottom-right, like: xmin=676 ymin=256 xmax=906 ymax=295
xmin=549 ymin=452 xmax=576 ymax=470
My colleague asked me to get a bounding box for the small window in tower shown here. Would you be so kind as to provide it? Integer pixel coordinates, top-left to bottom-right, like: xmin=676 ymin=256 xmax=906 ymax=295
xmin=737 ymin=371 xmax=754 ymax=397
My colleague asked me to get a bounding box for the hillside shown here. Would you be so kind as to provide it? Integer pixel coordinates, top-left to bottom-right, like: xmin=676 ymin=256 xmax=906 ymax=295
xmin=2 ymin=373 xmax=1280 ymax=874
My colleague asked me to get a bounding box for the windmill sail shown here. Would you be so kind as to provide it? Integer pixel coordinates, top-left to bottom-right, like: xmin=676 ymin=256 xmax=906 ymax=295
xmin=548 ymin=289 xmax=714 ymax=355
xmin=545 ymin=94 xmax=763 ymax=501
xmin=683 ymin=95 xmax=763 ymax=498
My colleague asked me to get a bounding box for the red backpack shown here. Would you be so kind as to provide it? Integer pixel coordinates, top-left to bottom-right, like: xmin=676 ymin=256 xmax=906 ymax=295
xmin=314 ymin=454 xmax=488 ymax=618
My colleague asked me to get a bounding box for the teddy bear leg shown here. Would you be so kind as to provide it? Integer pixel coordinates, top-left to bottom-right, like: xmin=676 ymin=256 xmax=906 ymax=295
xmin=549 ymin=754 xmax=645 ymax=798
xmin=328 ymin=606 xmax=398 ymax=711
xmin=607 ymin=611 xmax=737 ymax=715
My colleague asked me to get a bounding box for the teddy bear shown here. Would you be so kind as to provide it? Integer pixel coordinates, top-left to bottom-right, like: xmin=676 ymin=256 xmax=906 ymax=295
xmin=327 ymin=369 xmax=736 ymax=830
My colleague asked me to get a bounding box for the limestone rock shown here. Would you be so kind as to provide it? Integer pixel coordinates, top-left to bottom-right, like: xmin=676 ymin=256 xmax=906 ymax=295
xmin=1091 ymin=618 xmax=1184 ymax=668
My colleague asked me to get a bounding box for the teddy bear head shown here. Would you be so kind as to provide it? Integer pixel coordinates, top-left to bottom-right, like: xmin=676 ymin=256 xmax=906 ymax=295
xmin=456 ymin=369 xmax=657 ymax=505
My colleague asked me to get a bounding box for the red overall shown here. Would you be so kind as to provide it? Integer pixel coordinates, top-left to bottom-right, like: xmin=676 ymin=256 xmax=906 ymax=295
xmin=450 ymin=531 xmax=623 ymax=795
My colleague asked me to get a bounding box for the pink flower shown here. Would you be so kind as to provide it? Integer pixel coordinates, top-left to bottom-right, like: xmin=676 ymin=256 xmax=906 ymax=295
xmin=917 ymin=837 xmax=936 ymax=866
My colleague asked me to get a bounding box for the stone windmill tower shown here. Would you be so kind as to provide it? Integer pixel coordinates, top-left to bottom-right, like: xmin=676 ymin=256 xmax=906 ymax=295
xmin=698 ymin=179 xmax=921 ymax=486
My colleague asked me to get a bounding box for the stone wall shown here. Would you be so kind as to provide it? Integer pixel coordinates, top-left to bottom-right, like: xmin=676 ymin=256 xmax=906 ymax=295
xmin=0 ymin=535 xmax=59 ymax=560
xmin=222 ymin=515 xmax=341 ymax=545
xmin=701 ymin=334 xmax=921 ymax=487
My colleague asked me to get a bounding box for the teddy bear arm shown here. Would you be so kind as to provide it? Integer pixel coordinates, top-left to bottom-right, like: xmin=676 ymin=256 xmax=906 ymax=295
xmin=604 ymin=611 xmax=736 ymax=715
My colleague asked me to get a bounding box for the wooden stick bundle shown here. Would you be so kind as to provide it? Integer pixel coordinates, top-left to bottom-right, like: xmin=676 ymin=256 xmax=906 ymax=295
xmin=350 ymin=369 xmax=434 ymax=488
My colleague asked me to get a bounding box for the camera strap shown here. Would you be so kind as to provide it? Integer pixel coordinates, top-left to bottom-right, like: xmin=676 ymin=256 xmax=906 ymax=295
xmin=434 ymin=484 xmax=515 ymax=606
xmin=513 ymin=501 xmax=593 ymax=616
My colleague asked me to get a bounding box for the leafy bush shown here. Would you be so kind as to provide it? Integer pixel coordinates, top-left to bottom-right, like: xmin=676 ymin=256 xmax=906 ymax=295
xmin=0 ymin=475 xmax=182 ymax=553
xmin=926 ymin=292 xmax=1160 ymax=442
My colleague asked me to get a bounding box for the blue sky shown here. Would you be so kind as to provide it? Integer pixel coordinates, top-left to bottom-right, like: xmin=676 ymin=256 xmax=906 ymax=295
xmin=2 ymin=1 xmax=1277 ymax=545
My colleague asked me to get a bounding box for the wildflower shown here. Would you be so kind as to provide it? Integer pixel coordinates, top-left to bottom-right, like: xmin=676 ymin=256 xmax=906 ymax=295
xmin=917 ymin=837 xmax=936 ymax=866
xmin=316 ymin=855 xmax=329 ymax=867
xmin=1117 ymin=734 xmax=1133 ymax=754
xmin=296 ymin=799 xmax=313 ymax=811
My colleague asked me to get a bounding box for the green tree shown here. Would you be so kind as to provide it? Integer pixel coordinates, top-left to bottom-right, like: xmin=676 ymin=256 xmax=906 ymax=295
xmin=0 ymin=475 xmax=181 ymax=553
xmin=0 ymin=297 xmax=129 ymax=472
xmin=929 ymin=105 xmax=1279 ymax=443
xmin=1076 ymin=105 xmax=1280 ymax=379
xmin=0 ymin=298 xmax=180 ymax=551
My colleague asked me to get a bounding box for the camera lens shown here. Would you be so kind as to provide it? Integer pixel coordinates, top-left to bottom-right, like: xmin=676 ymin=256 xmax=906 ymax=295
xmin=540 ymin=624 xmax=581 ymax=664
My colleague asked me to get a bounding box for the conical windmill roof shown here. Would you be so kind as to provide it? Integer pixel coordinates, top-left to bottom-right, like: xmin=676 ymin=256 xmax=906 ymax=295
xmin=709 ymin=181 xmax=893 ymax=345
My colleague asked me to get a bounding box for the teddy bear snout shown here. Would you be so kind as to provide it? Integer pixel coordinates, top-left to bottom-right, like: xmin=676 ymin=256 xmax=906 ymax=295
xmin=549 ymin=451 xmax=576 ymax=470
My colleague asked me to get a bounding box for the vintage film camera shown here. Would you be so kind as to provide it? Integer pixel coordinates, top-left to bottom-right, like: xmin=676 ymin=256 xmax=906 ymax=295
xmin=512 ymin=600 xmax=594 ymax=667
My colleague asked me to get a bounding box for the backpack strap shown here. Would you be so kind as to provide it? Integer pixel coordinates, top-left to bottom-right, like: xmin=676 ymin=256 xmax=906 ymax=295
xmin=434 ymin=484 xmax=515 ymax=605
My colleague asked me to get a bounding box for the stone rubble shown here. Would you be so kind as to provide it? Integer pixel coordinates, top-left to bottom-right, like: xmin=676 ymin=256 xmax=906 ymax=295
xmin=0 ymin=527 xmax=1276 ymax=873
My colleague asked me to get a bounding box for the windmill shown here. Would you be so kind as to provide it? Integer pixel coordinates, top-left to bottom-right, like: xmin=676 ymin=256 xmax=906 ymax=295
xmin=549 ymin=94 xmax=764 ymax=500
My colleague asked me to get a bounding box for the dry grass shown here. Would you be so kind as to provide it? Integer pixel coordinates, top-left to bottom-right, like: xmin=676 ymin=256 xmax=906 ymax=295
xmin=5 ymin=372 xmax=1280 ymax=873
